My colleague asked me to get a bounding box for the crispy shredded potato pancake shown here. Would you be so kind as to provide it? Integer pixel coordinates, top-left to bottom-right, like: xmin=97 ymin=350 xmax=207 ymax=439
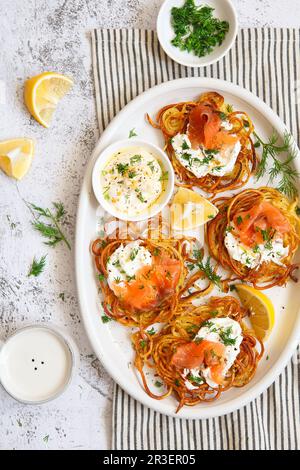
xmin=133 ymin=296 xmax=263 ymax=412
xmin=147 ymin=91 xmax=257 ymax=195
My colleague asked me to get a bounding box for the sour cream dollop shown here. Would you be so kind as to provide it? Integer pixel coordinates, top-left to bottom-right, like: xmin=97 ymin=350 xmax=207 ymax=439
xmin=106 ymin=241 xmax=152 ymax=290
xmin=171 ymin=131 xmax=241 ymax=179
xmin=224 ymin=229 xmax=289 ymax=269
xmin=183 ymin=317 xmax=243 ymax=389
xmin=101 ymin=147 xmax=166 ymax=216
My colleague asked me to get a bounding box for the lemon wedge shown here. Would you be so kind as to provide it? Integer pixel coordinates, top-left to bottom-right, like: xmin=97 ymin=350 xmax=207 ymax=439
xmin=170 ymin=187 xmax=218 ymax=231
xmin=0 ymin=138 xmax=35 ymax=180
xmin=235 ymin=284 xmax=275 ymax=341
xmin=24 ymin=72 xmax=73 ymax=127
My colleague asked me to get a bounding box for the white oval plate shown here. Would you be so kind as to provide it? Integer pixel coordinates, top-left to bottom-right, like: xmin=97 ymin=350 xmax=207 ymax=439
xmin=75 ymin=78 xmax=300 ymax=419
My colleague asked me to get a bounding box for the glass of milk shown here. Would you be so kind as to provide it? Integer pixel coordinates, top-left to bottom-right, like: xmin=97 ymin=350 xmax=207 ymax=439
xmin=0 ymin=325 xmax=77 ymax=404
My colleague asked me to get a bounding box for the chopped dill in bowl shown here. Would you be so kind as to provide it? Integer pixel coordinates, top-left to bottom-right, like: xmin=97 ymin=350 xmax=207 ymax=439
xmin=171 ymin=0 xmax=230 ymax=58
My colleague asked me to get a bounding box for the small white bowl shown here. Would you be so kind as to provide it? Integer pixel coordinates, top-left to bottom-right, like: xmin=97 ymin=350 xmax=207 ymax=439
xmin=157 ymin=0 xmax=238 ymax=68
xmin=92 ymin=139 xmax=175 ymax=222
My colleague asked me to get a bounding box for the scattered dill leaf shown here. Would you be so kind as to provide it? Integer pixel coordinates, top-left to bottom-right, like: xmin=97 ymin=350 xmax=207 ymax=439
xmin=210 ymin=310 xmax=219 ymax=317
xmin=130 ymin=154 xmax=142 ymax=164
xmin=59 ymin=292 xmax=65 ymax=301
xmin=147 ymin=327 xmax=156 ymax=336
xmin=193 ymin=250 xmax=222 ymax=288
xmin=28 ymin=255 xmax=47 ymax=277
xmin=128 ymin=170 xmax=136 ymax=179
xmin=117 ymin=163 xmax=129 ymax=175
xmin=186 ymin=324 xmax=198 ymax=334
xmin=219 ymin=326 xmax=237 ymax=346
xmin=135 ymin=188 xmax=145 ymax=203
xmin=130 ymin=248 xmax=138 ymax=261
xmin=188 ymin=374 xmax=204 ymax=384
xmin=101 ymin=314 xmax=113 ymax=324
xmin=128 ymin=128 xmax=137 ymax=138
xmin=154 ymin=381 xmax=163 ymax=388
xmin=30 ymin=202 xmax=71 ymax=250
xmin=254 ymin=130 xmax=299 ymax=198
xmin=43 ymin=435 xmax=49 ymax=443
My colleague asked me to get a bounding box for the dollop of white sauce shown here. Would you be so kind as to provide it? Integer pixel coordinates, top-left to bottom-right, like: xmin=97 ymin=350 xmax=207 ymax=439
xmin=101 ymin=147 xmax=165 ymax=216
xmin=171 ymin=130 xmax=241 ymax=179
xmin=224 ymin=230 xmax=289 ymax=269
xmin=182 ymin=317 xmax=243 ymax=389
xmin=107 ymin=240 xmax=152 ymax=289
xmin=221 ymin=120 xmax=234 ymax=131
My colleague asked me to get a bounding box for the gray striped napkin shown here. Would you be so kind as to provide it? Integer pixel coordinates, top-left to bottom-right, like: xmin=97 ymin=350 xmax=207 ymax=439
xmin=91 ymin=28 xmax=300 ymax=450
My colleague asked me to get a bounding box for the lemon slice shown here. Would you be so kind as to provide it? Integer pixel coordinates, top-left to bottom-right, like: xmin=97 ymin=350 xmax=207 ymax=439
xmin=170 ymin=187 xmax=218 ymax=231
xmin=24 ymin=72 xmax=73 ymax=127
xmin=0 ymin=138 xmax=35 ymax=180
xmin=235 ymin=284 xmax=275 ymax=341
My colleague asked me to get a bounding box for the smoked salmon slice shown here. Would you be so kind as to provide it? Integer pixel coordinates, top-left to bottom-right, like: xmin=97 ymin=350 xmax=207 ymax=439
xmin=233 ymin=201 xmax=290 ymax=247
xmin=152 ymin=255 xmax=181 ymax=295
xmin=112 ymin=255 xmax=181 ymax=312
xmin=187 ymin=104 xmax=238 ymax=150
xmin=171 ymin=340 xmax=225 ymax=371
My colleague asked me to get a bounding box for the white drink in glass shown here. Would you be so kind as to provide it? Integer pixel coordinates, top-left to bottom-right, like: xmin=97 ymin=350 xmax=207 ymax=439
xmin=0 ymin=325 xmax=75 ymax=403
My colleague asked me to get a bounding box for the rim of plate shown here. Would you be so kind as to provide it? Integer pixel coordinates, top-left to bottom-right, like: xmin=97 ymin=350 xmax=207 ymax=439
xmin=75 ymin=77 xmax=300 ymax=419
xmin=156 ymin=0 xmax=238 ymax=68
xmin=91 ymin=138 xmax=175 ymax=222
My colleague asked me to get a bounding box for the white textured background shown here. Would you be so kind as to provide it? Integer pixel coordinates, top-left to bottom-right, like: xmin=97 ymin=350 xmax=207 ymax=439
xmin=0 ymin=0 xmax=299 ymax=451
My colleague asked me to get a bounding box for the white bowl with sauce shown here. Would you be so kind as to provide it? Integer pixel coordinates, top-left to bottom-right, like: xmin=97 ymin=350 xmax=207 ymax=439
xmin=92 ymin=139 xmax=175 ymax=222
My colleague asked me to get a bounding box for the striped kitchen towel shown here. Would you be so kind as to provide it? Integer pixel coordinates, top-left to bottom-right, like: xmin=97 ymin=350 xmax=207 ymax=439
xmin=91 ymin=28 xmax=300 ymax=450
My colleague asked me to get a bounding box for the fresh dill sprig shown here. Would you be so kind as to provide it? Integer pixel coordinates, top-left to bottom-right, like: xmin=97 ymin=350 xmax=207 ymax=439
xmin=193 ymin=250 xmax=222 ymax=288
xmin=28 ymin=255 xmax=47 ymax=277
xmin=254 ymin=130 xmax=299 ymax=198
xmin=30 ymin=202 xmax=71 ymax=250
xmin=53 ymin=201 xmax=66 ymax=220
